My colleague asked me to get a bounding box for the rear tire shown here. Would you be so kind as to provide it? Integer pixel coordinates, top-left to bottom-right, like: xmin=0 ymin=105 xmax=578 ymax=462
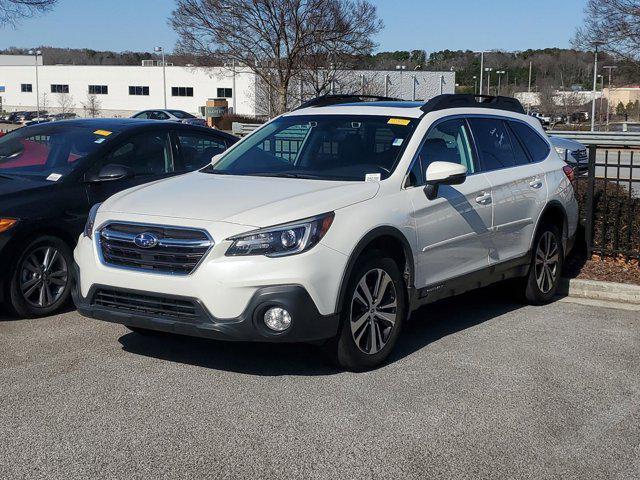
xmin=325 ymin=253 xmax=407 ymax=371
xmin=523 ymin=224 xmax=564 ymax=305
xmin=8 ymin=236 xmax=73 ymax=318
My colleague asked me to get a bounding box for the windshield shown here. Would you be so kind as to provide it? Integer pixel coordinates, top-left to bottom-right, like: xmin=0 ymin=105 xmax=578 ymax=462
xmin=205 ymin=114 xmax=417 ymax=181
xmin=169 ymin=110 xmax=195 ymax=119
xmin=0 ymin=125 xmax=116 ymax=179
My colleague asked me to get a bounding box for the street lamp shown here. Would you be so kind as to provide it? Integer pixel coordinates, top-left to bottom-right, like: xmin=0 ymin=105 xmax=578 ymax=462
xmin=602 ymin=65 xmax=618 ymax=130
xmin=484 ymin=67 xmax=493 ymax=96
xmin=396 ymin=65 xmax=407 ymax=99
xmin=598 ymin=74 xmax=604 ymax=127
xmin=590 ymin=41 xmax=604 ymax=132
xmin=154 ymin=46 xmax=167 ymax=109
xmin=27 ymin=49 xmax=41 ymax=118
xmin=473 ymin=51 xmax=485 ymax=97
xmin=496 ymin=70 xmax=506 ymax=95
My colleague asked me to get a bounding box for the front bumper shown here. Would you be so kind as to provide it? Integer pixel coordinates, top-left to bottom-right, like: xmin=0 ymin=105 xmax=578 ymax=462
xmin=72 ymin=262 xmax=340 ymax=343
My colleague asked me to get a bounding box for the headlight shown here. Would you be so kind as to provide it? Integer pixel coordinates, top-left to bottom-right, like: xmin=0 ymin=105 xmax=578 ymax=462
xmin=554 ymin=146 xmax=568 ymax=159
xmin=83 ymin=203 xmax=102 ymax=238
xmin=226 ymin=212 xmax=334 ymax=257
xmin=0 ymin=218 xmax=18 ymax=233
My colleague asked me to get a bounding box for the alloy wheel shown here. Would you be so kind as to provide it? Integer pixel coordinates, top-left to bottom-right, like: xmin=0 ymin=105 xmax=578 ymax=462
xmin=535 ymin=231 xmax=559 ymax=294
xmin=19 ymin=246 xmax=69 ymax=308
xmin=350 ymin=268 xmax=398 ymax=355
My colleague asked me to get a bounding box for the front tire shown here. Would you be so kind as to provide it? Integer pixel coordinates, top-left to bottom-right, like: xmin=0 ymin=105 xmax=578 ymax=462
xmin=8 ymin=236 xmax=73 ymax=318
xmin=523 ymin=224 xmax=564 ymax=305
xmin=327 ymin=254 xmax=407 ymax=371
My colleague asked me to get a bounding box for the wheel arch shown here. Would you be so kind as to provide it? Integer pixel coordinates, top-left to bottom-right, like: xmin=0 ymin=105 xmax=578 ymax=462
xmin=334 ymin=226 xmax=415 ymax=314
xmin=530 ymin=200 xmax=568 ymax=252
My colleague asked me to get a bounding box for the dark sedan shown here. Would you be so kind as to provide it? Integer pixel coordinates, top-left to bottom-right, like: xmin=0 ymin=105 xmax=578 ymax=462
xmin=0 ymin=118 xmax=237 ymax=317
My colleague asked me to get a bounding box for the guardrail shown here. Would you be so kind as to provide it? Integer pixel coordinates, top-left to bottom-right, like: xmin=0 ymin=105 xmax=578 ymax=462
xmin=549 ymin=130 xmax=640 ymax=147
xmin=232 ymin=122 xmax=262 ymax=137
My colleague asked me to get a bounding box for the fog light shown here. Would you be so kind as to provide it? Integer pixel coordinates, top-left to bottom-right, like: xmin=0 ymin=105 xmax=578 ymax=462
xmin=264 ymin=307 xmax=292 ymax=332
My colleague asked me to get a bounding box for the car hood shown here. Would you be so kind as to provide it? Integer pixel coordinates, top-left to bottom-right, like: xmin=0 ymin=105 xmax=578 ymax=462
xmin=102 ymin=171 xmax=380 ymax=228
xmin=0 ymin=176 xmax=57 ymax=214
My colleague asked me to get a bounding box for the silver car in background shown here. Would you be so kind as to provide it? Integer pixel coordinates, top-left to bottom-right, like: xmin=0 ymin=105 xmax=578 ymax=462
xmin=549 ymin=136 xmax=588 ymax=173
xmin=131 ymin=109 xmax=208 ymax=127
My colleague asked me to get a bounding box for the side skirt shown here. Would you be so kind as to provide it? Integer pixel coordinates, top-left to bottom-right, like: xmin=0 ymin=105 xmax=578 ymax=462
xmin=409 ymin=253 xmax=531 ymax=311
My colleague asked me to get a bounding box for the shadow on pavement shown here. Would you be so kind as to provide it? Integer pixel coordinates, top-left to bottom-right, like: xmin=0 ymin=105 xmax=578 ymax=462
xmin=118 ymin=283 xmax=525 ymax=376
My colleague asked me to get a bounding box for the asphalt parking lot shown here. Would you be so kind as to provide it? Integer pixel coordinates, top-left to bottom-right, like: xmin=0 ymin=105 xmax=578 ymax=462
xmin=1 ymin=289 xmax=638 ymax=480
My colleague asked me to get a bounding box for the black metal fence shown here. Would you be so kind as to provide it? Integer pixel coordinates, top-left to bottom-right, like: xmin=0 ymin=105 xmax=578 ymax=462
xmin=574 ymin=143 xmax=640 ymax=260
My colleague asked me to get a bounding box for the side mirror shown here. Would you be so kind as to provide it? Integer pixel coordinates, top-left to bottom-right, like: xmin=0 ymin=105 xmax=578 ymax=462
xmin=211 ymin=153 xmax=223 ymax=165
xmin=86 ymin=164 xmax=134 ymax=183
xmin=423 ymin=161 xmax=467 ymax=200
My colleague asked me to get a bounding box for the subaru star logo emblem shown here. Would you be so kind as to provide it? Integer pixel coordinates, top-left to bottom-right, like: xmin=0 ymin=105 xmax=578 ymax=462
xmin=134 ymin=232 xmax=159 ymax=249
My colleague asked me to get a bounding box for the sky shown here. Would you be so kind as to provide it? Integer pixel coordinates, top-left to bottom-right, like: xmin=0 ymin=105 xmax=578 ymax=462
xmin=0 ymin=0 xmax=587 ymax=54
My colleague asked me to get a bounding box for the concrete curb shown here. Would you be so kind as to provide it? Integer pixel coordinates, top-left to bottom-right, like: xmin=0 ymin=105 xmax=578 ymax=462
xmin=559 ymin=278 xmax=640 ymax=305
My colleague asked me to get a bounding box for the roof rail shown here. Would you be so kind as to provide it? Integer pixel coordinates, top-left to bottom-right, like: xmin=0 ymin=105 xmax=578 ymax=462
xmin=294 ymin=94 xmax=402 ymax=110
xmin=421 ymin=94 xmax=525 ymax=114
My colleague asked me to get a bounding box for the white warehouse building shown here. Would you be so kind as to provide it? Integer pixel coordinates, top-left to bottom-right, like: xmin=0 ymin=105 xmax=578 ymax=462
xmin=0 ymin=57 xmax=455 ymax=118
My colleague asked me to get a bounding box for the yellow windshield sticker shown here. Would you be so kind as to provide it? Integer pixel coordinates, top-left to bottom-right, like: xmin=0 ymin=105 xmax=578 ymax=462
xmin=93 ymin=129 xmax=112 ymax=136
xmin=387 ymin=118 xmax=410 ymax=126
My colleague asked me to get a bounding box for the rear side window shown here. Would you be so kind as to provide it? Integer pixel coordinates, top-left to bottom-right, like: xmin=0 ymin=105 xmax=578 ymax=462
xmin=468 ymin=118 xmax=518 ymax=171
xmin=508 ymin=121 xmax=550 ymax=162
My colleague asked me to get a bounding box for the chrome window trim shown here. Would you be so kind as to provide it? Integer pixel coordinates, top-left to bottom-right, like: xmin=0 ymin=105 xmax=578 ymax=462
xmin=95 ymin=220 xmax=214 ymax=276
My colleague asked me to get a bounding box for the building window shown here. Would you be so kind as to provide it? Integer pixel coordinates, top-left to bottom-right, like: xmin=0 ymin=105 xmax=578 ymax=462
xmin=89 ymin=85 xmax=108 ymax=95
xmin=217 ymin=88 xmax=232 ymax=98
xmin=171 ymin=87 xmax=194 ymax=97
xmin=21 ymin=83 xmax=33 ymax=93
xmin=129 ymin=86 xmax=150 ymax=96
xmin=51 ymin=84 xmax=70 ymax=93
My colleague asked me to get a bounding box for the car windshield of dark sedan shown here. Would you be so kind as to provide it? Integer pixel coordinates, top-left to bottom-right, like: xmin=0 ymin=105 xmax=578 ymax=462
xmin=205 ymin=115 xmax=418 ymax=181
xmin=169 ymin=110 xmax=195 ymax=119
xmin=0 ymin=125 xmax=115 ymax=179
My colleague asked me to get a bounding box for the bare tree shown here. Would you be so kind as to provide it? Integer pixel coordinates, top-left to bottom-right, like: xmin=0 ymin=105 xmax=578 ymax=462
xmin=170 ymin=0 xmax=382 ymax=115
xmin=82 ymin=93 xmax=101 ymax=117
xmin=0 ymin=0 xmax=57 ymax=27
xmin=56 ymin=92 xmax=75 ymax=116
xmin=574 ymin=0 xmax=640 ymax=61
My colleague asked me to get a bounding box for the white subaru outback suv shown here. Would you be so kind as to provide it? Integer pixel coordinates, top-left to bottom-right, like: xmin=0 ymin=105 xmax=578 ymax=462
xmin=73 ymin=94 xmax=578 ymax=370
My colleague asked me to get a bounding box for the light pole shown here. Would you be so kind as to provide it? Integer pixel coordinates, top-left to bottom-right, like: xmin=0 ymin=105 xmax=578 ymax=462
xmin=590 ymin=41 xmax=604 ymax=132
xmin=474 ymin=51 xmax=485 ymax=97
xmin=28 ymin=49 xmax=41 ymax=118
xmin=396 ymin=65 xmax=406 ymax=99
xmin=603 ymin=65 xmax=617 ymax=130
xmin=154 ymin=46 xmax=167 ymax=109
xmin=598 ymin=74 xmax=604 ymax=127
xmin=527 ymin=61 xmax=533 ymax=113
xmin=473 ymin=76 xmax=478 ymax=95
xmin=484 ymin=67 xmax=493 ymax=95
xmin=411 ymin=75 xmax=416 ymax=100
xmin=496 ymin=70 xmax=505 ymax=95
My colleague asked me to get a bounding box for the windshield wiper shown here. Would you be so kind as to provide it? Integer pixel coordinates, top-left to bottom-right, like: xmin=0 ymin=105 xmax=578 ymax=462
xmin=0 ymin=173 xmax=17 ymax=180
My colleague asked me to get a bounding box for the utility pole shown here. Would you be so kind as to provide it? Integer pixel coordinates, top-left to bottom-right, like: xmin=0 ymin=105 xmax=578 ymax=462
xmin=478 ymin=51 xmax=485 ymax=96
xmin=496 ymin=70 xmax=505 ymax=95
xmin=603 ymin=65 xmax=617 ymax=131
xmin=527 ymin=61 xmax=532 ymax=114
xmin=485 ymin=68 xmax=493 ymax=95
xmin=590 ymin=42 xmax=604 ymax=132
xmin=28 ymin=49 xmax=41 ymax=118
xmin=154 ymin=46 xmax=167 ymax=109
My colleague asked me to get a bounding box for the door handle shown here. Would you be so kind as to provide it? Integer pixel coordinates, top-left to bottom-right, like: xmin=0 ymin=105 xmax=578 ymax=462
xmin=529 ymin=179 xmax=543 ymax=189
xmin=475 ymin=192 xmax=492 ymax=205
